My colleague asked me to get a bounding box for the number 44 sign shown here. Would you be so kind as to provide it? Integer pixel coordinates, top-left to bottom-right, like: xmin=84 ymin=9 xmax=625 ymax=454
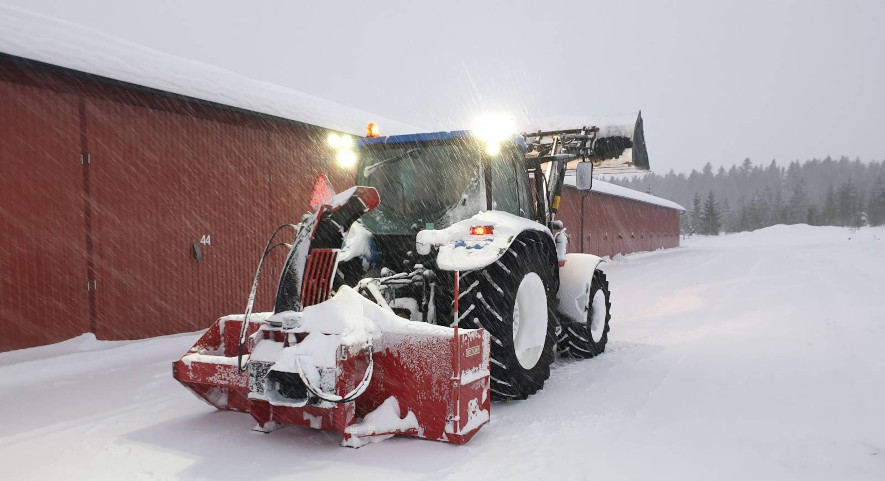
xmin=200 ymin=235 xmax=211 ymax=246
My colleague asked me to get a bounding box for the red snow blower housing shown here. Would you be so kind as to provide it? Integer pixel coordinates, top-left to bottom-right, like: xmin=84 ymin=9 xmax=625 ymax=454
xmin=173 ymin=186 xmax=491 ymax=448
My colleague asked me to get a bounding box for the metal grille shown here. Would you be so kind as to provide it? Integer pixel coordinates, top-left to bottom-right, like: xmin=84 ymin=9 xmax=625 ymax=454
xmin=300 ymin=249 xmax=338 ymax=307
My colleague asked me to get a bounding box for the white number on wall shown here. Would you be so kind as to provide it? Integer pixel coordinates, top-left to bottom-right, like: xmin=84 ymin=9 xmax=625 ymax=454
xmin=200 ymin=235 xmax=211 ymax=246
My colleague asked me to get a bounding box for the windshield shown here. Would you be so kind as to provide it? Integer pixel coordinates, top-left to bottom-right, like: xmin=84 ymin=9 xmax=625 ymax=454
xmin=355 ymin=139 xmax=484 ymax=235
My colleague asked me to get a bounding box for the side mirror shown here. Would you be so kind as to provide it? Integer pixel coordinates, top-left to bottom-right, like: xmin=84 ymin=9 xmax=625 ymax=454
xmin=576 ymin=161 xmax=594 ymax=191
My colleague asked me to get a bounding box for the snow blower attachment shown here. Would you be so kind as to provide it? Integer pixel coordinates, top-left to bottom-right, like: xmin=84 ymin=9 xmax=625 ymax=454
xmin=173 ymin=186 xmax=491 ymax=447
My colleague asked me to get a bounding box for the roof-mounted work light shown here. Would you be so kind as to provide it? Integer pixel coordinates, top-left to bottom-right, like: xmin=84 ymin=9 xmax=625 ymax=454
xmin=472 ymin=113 xmax=515 ymax=157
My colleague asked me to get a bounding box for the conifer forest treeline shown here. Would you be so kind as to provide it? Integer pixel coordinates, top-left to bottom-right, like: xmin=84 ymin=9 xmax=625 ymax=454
xmin=608 ymin=157 xmax=885 ymax=235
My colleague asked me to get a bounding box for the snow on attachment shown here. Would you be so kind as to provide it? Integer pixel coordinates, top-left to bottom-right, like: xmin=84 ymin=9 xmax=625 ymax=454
xmin=172 ymin=285 xmax=491 ymax=447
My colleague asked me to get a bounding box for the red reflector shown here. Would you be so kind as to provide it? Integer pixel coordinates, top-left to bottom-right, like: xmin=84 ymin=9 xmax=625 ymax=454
xmin=308 ymin=174 xmax=335 ymax=210
xmin=469 ymin=226 xmax=494 ymax=236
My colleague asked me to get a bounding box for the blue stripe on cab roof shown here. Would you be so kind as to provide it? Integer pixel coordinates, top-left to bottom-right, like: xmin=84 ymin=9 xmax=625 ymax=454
xmin=356 ymin=131 xmax=527 ymax=151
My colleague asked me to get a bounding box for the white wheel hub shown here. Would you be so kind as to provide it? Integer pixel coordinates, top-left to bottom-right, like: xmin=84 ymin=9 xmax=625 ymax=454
xmin=589 ymin=288 xmax=607 ymax=343
xmin=512 ymin=272 xmax=547 ymax=369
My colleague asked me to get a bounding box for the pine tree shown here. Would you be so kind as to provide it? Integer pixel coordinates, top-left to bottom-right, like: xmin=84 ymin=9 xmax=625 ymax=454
xmin=701 ymin=191 xmax=721 ymax=235
xmin=689 ymin=193 xmax=702 ymax=235
xmin=738 ymin=205 xmax=750 ymax=231
xmin=788 ymin=179 xmax=809 ymax=224
xmin=837 ymin=180 xmax=860 ymax=227
xmin=823 ymin=184 xmax=837 ymax=225
xmin=868 ymin=174 xmax=885 ymax=226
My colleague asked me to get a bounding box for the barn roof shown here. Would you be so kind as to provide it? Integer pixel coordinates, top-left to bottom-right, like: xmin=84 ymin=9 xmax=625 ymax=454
xmin=563 ymin=175 xmax=686 ymax=212
xmin=0 ymin=5 xmax=421 ymax=136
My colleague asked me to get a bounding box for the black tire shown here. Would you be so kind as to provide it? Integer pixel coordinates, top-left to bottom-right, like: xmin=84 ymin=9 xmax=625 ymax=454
xmin=458 ymin=234 xmax=558 ymax=400
xmin=558 ymin=269 xmax=611 ymax=359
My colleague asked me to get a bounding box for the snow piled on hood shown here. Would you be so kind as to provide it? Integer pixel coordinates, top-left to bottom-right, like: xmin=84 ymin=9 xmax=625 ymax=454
xmin=416 ymin=211 xmax=550 ymax=271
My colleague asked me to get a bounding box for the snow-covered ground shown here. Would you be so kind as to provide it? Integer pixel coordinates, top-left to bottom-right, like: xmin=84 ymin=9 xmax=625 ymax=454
xmin=1 ymin=225 xmax=883 ymax=480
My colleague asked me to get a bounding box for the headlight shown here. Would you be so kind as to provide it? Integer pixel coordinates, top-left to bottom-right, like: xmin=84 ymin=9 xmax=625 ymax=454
xmin=337 ymin=149 xmax=358 ymax=168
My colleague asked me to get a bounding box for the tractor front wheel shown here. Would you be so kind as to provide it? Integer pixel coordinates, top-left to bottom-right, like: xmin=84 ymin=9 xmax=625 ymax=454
xmin=558 ymin=269 xmax=611 ymax=359
xmin=458 ymin=235 xmax=557 ymax=400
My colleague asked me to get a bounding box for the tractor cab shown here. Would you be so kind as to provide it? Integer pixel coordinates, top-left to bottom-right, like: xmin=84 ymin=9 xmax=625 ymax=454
xmin=330 ymin=130 xmax=536 ymax=272
xmin=353 ymin=131 xmax=534 ymax=235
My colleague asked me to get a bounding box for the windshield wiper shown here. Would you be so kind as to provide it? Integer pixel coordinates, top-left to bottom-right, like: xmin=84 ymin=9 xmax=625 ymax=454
xmin=363 ymin=148 xmax=421 ymax=177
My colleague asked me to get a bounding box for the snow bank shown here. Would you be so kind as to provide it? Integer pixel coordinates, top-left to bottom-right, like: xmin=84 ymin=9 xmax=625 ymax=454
xmin=686 ymin=223 xmax=882 ymax=247
xmin=416 ymin=210 xmax=550 ymax=271
xmin=0 ymin=333 xmax=125 ymax=367
xmin=565 ymin=175 xmax=686 ymax=212
xmin=0 ymin=5 xmax=421 ymax=136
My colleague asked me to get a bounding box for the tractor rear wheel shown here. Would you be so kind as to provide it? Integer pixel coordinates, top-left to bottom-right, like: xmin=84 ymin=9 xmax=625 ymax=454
xmin=558 ymin=269 xmax=611 ymax=359
xmin=458 ymin=235 xmax=557 ymax=400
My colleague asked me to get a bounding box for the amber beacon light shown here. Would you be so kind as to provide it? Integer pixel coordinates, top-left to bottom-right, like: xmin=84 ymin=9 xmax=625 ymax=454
xmin=366 ymin=122 xmax=380 ymax=138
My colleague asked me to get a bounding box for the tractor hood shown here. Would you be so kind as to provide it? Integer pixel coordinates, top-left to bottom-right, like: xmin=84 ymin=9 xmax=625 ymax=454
xmin=416 ymin=211 xmax=551 ymax=271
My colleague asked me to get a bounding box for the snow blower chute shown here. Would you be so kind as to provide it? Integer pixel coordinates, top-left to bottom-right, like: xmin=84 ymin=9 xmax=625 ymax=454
xmin=173 ymin=185 xmax=491 ymax=448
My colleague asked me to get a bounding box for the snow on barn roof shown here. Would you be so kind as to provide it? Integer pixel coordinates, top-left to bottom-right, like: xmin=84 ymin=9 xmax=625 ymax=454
xmin=564 ymin=175 xmax=686 ymax=212
xmin=0 ymin=5 xmax=421 ymax=136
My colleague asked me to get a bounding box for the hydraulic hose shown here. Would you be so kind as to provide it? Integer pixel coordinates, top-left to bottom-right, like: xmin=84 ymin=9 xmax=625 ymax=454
xmin=294 ymin=344 xmax=374 ymax=404
xmin=237 ymin=223 xmax=298 ymax=373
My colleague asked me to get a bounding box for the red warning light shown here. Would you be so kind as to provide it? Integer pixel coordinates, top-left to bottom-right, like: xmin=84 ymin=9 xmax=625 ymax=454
xmin=469 ymin=226 xmax=494 ymax=236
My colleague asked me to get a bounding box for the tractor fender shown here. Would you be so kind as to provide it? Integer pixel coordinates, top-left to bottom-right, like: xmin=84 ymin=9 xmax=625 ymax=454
xmin=556 ymin=253 xmax=604 ymax=324
xmin=416 ymin=211 xmax=552 ymax=272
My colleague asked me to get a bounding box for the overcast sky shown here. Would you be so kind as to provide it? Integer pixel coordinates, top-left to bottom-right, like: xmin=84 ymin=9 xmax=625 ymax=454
xmin=4 ymin=0 xmax=883 ymax=174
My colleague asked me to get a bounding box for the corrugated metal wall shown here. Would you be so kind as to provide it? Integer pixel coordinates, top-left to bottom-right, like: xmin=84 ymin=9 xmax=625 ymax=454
xmin=557 ymin=185 xmax=681 ymax=257
xmin=0 ymin=55 xmax=681 ymax=352
xmin=0 ymin=56 xmax=349 ymax=351
xmin=0 ymin=79 xmax=90 ymax=348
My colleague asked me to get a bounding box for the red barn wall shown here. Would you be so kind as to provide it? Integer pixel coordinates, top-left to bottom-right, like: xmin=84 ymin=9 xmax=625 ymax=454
xmin=558 ymin=185 xmax=681 ymax=258
xmin=0 ymin=78 xmax=90 ymax=347
xmin=0 ymin=55 xmax=351 ymax=351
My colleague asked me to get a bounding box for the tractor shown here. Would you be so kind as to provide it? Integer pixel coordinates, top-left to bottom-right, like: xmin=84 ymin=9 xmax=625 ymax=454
xmin=173 ymin=115 xmax=649 ymax=447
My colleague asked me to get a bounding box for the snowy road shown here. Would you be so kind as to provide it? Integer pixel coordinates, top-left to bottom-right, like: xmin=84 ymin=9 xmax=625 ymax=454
xmin=2 ymin=225 xmax=884 ymax=481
